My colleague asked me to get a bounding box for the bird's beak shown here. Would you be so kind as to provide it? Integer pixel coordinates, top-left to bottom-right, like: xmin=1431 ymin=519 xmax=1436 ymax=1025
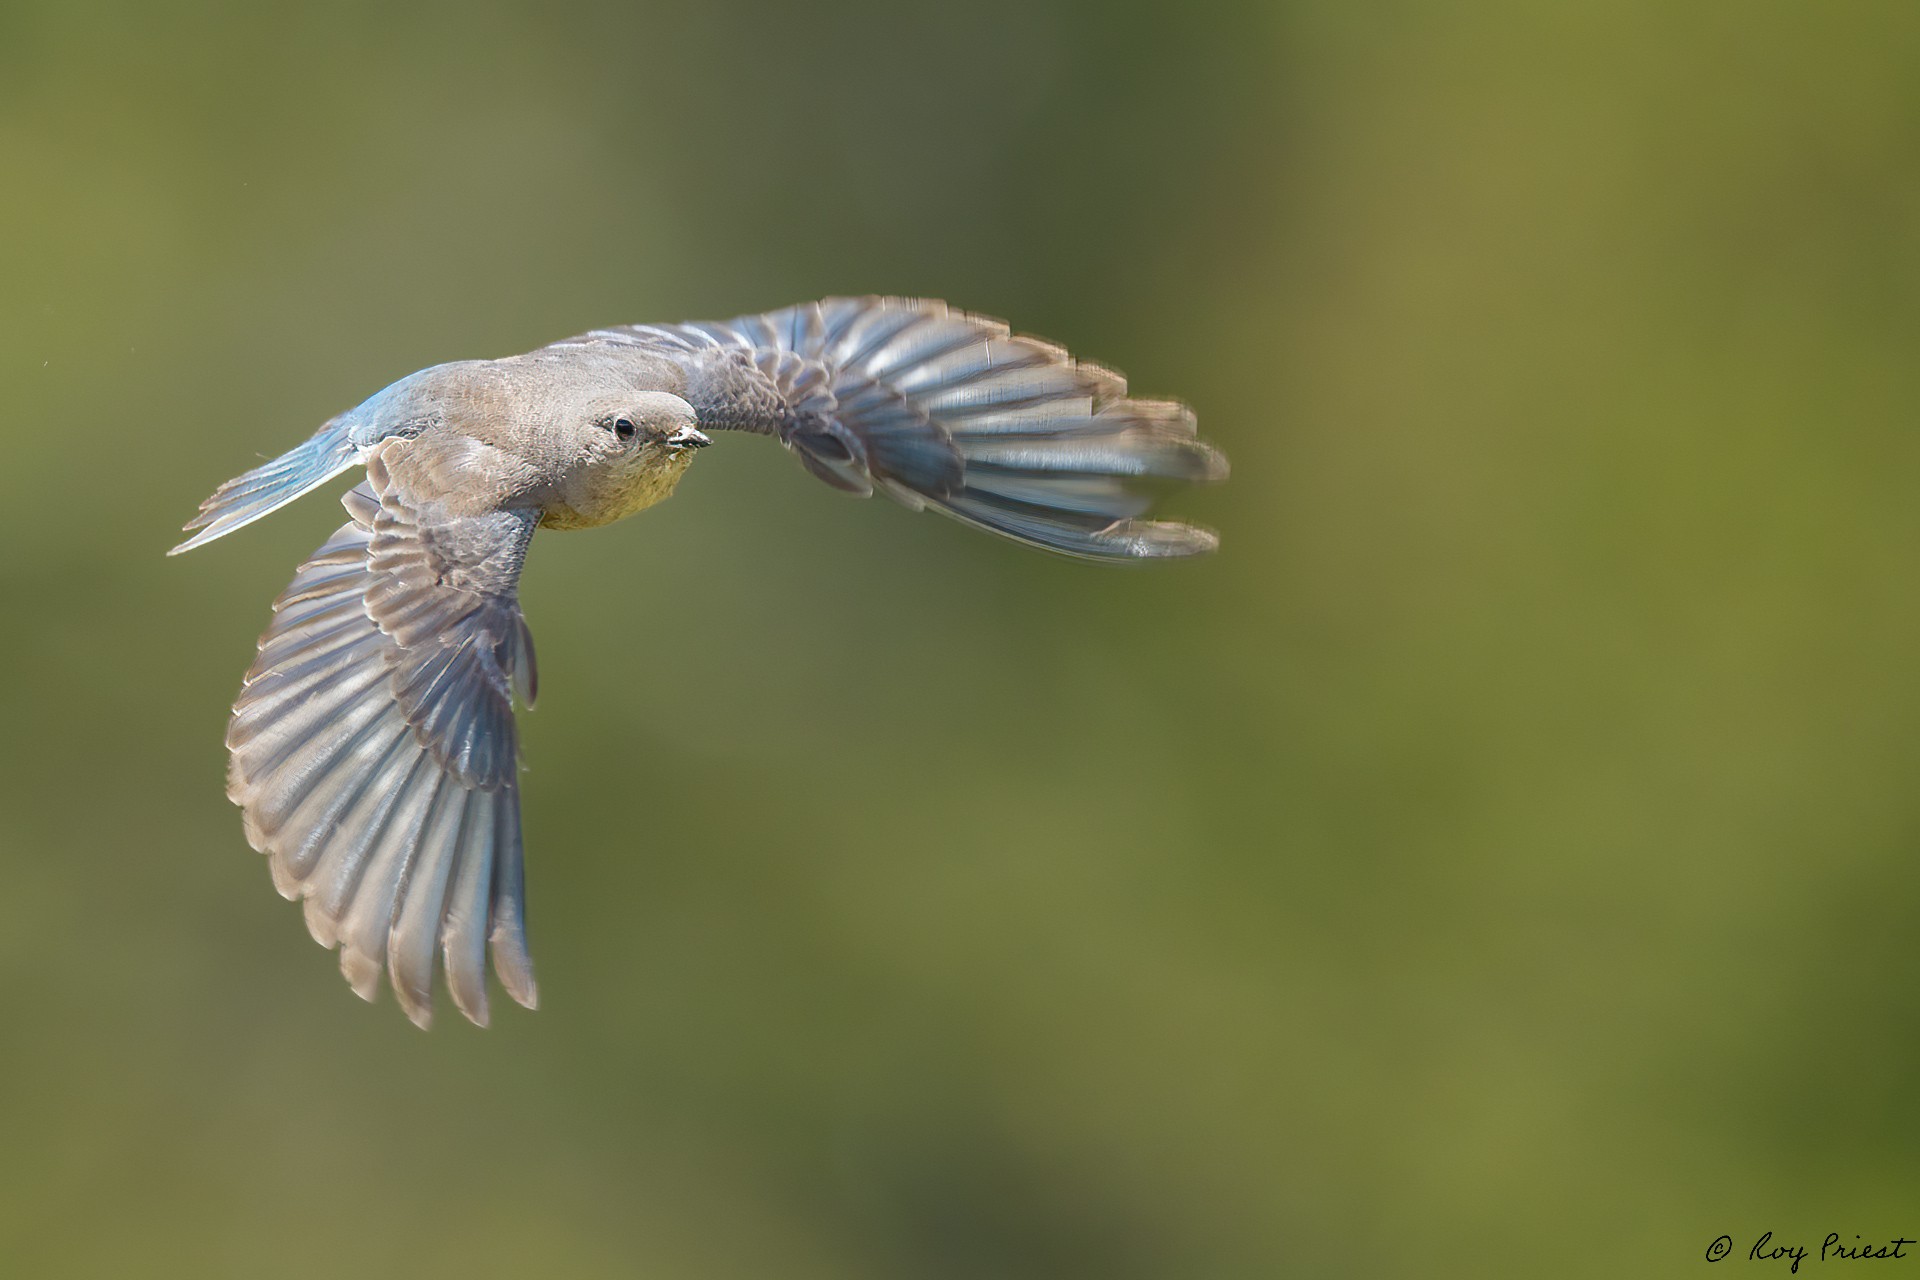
xmin=668 ymin=425 xmax=711 ymax=450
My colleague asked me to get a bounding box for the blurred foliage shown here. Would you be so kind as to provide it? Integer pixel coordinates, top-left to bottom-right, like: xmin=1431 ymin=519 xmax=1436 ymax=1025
xmin=3 ymin=1 xmax=1919 ymax=1276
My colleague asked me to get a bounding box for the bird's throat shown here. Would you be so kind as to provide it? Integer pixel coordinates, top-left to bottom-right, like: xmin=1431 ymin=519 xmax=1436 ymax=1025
xmin=540 ymin=451 xmax=695 ymax=531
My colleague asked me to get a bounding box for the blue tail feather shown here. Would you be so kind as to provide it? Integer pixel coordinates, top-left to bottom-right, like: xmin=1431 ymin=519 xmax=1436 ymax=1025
xmin=170 ymin=421 xmax=359 ymax=555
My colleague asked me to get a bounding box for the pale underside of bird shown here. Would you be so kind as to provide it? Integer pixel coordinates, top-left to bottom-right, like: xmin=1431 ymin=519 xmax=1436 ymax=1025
xmin=173 ymin=296 xmax=1228 ymax=1028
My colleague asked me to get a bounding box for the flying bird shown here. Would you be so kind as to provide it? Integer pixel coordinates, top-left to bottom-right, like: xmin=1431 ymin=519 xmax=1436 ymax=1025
xmin=173 ymin=297 xmax=1227 ymax=1028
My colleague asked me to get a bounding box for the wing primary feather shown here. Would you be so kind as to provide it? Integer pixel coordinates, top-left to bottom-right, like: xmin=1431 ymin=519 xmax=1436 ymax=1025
xmin=387 ymin=780 xmax=472 ymax=1028
xmin=266 ymin=706 xmax=414 ymax=890
xmin=301 ymin=733 xmax=423 ymax=947
xmin=488 ymin=786 xmax=537 ymax=1009
xmin=336 ymin=758 xmax=442 ymax=1002
xmin=442 ymin=789 xmax=498 ymax=1027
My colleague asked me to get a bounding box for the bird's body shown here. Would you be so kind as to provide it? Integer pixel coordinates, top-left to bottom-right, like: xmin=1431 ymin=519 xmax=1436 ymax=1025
xmin=176 ymin=296 xmax=1226 ymax=1027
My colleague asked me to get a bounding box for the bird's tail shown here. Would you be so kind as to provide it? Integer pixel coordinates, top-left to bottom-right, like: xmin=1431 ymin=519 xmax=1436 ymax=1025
xmin=636 ymin=297 xmax=1229 ymax=559
xmin=170 ymin=419 xmax=360 ymax=555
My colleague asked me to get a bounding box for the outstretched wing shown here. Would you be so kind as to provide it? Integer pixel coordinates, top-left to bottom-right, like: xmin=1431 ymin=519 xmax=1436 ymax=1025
xmin=550 ymin=297 xmax=1228 ymax=560
xmin=225 ymin=445 xmax=540 ymax=1028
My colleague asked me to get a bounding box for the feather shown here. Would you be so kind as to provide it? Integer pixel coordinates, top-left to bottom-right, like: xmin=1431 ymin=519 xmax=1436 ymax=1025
xmin=221 ymin=475 xmax=540 ymax=1024
xmin=171 ymin=420 xmax=359 ymax=554
xmin=488 ymin=788 xmax=537 ymax=1010
xmin=387 ymin=780 xmax=472 ymax=1027
xmin=441 ymin=791 xmax=499 ymax=1026
xmin=569 ymin=297 xmax=1226 ymax=561
xmin=336 ymin=757 xmax=441 ymax=1001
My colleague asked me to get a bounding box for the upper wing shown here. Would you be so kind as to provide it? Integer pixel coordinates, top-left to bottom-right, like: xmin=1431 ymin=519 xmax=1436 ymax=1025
xmin=225 ymin=444 xmax=540 ymax=1028
xmin=549 ymin=296 xmax=1228 ymax=560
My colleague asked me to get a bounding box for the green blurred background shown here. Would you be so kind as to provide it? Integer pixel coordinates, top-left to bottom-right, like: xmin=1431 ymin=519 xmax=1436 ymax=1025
xmin=4 ymin=2 xmax=1918 ymax=1276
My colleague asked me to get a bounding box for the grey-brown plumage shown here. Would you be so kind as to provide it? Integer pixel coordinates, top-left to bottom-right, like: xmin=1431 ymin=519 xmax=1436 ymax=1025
xmin=174 ymin=297 xmax=1228 ymax=1027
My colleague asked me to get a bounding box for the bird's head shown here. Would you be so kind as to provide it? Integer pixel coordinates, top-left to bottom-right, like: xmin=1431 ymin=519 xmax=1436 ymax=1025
xmin=542 ymin=389 xmax=711 ymax=529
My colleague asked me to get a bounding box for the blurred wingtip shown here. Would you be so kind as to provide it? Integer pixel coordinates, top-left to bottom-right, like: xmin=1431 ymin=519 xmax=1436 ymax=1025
xmin=453 ymin=991 xmax=492 ymax=1029
xmin=492 ymin=950 xmax=539 ymax=1011
xmin=1183 ymin=524 xmax=1223 ymax=555
xmin=341 ymin=946 xmax=383 ymax=1002
xmin=303 ymin=894 xmax=341 ymax=948
xmin=499 ymin=966 xmax=539 ymax=1011
xmin=391 ymin=966 xmax=437 ymax=1030
xmin=490 ymin=911 xmax=539 ymax=1010
xmin=1092 ymin=519 xmax=1221 ymax=559
xmin=267 ymin=855 xmax=303 ymax=900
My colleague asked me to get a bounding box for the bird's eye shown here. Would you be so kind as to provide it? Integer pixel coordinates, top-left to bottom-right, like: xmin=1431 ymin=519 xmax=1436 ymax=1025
xmin=612 ymin=417 xmax=636 ymax=441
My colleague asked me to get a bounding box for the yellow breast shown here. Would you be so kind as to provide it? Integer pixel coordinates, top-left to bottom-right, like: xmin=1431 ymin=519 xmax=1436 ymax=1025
xmin=540 ymin=450 xmax=696 ymax=531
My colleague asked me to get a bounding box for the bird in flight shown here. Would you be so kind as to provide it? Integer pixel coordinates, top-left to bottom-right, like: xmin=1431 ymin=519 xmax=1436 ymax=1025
xmin=173 ymin=297 xmax=1227 ymax=1028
